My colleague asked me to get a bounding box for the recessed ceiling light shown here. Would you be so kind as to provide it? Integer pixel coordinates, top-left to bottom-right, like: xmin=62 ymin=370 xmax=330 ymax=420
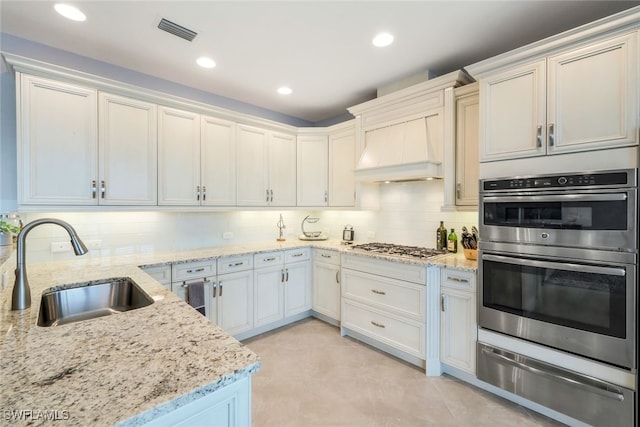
xmin=372 ymin=32 xmax=394 ymax=47
xmin=54 ymin=3 xmax=86 ymax=22
xmin=196 ymin=57 xmax=216 ymax=69
xmin=277 ymin=87 xmax=293 ymax=95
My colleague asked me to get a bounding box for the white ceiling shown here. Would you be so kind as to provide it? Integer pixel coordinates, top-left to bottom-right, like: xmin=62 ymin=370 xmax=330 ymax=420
xmin=1 ymin=1 xmax=638 ymax=123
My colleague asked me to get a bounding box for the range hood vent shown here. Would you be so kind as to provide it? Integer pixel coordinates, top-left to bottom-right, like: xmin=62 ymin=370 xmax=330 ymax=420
xmin=158 ymin=18 xmax=198 ymax=42
xmin=355 ymin=115 xmax=443 ymax=183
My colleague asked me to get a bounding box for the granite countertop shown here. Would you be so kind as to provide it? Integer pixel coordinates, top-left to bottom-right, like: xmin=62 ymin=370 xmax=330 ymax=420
xmin=0 ymin=238 xmax=476 ymax=426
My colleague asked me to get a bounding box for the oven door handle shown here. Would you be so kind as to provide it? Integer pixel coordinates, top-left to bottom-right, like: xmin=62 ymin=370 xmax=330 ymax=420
xmin=480 ymin=347 xmax=625 ymax=402
xmin=482 ymin=193 xmax=627 ymax=203
xmin=482 ymin=254 xmax=626 ymax=277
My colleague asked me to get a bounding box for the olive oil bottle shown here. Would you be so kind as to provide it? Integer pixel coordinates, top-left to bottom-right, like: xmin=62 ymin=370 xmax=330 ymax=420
xmin=447 ymin=228 xmax=458 ymax=253
xmin=436 ymin=221 xmax=447 ymax=251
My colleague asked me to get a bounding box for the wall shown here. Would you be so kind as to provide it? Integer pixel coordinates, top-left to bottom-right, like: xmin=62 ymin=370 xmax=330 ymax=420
xmin=20 ymin=181 xmax=477 ymax=263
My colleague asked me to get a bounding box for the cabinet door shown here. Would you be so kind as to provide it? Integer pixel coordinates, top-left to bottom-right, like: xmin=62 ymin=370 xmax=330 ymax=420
xmin=269 ymin=132 xmax=297 ymax=206
xmin=284 ymin=261 xmax=312 ymax=317
xmin=201 ymin=116 xmax=236 ymax=206
xmin=158 ymin=106 xmax=201 ymax=205
xmin=455 ymin=90 xmax=479 ymax=207
xmin=328 ymin=129 xmax=355 ymax=207
xmin=217 ymin=270 xmax=253 ymax=336
xmin=254 ymin=266 xmax=284 ymax=326
xmin=297 ymin=135 xmax=328 ymax=206
xmin=19 ymin=74 xmax=98 ymax=205
xmin=547 ymin=32 xmax=638 ymax=154
xmin=480 ymin=59 xmax=546 ymax=161
xmin=99 ymin=93 xmax=157 ymax=205
xmin=236 ymin=125 xmax=269 ymax=206
xmin=313 ymin=262 xmax=341 ymax=321
xmin=440 ymin=287 xmax=476 ymax=374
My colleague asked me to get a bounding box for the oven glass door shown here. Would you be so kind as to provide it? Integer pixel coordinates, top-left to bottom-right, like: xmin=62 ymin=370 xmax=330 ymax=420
xmin=480 ymin=251 xmax=635 ymax=368
xmin=482 ymin=192 xmax=629 ymax=230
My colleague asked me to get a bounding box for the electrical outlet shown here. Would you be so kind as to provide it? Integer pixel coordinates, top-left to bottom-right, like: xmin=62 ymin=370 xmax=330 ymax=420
xmin=85 ymin=239 xmax=102 ymax=250
xmin=1 ymin=270 xmax=8 ymax=290
xmin=51 ymin=242 xmax=72 ymax=253
xmin=367 ymin=231 xmax=376 ymax=239
xmin=222 ymin=231 xmax=234 ymax=240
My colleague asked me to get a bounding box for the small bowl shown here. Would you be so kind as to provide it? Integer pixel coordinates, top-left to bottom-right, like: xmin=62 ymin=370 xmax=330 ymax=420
xmin=463 ymin=249 xmax=478 ymax=260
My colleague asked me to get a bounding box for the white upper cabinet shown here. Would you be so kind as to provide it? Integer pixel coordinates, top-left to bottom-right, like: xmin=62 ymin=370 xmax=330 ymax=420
xmin=158 ymin=106 xmax=201 ymax=205
xmin=237 ymin=124 xmax=296 ymax=206
xmin=547 ymin=33 xmax=638 ymax=154
xmin=201 ymin=116 xmax=236 ymax=206
xmin=479 ymin=32 xmax=638 ymax=162
xmin=328 ymin=127 xmax=356 ymax=207
xmin=19 ymin=74 xmax=98 ymax=205
xmin=99 ymin=92 xmax=157 ymax=205
xmin=454 ymin=84 xmax=479 ymax=207
xmin=297 ymin=135 xmax=329 ymax=206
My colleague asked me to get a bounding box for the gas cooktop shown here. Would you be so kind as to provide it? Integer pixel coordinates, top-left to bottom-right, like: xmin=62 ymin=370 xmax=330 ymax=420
xmin=350 ymin=242 xmax=446 ymax=260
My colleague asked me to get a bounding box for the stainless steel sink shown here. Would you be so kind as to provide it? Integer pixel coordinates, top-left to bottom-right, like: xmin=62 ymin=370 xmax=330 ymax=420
xmin=38 ymin=277 xmax=154 ymax=327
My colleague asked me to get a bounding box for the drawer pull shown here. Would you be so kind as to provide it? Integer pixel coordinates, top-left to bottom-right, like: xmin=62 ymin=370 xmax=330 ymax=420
xmin=447 ymin=276 xmax=469 ymax=283
xmin=186 ymin=267 xmax=206 ymax=274
xmin=219 ymin=281 xmax=223 ymax=297
xmin=371 ymin=289 xmax=386 ymax=295
xmin=291 ymin=253 xmax=304 ymax=257
xmin=229 ymin=261 xmax=244 ymax=267
xmin=212 ymin=283 xmax=217 ymax=298
xmin=371 ymin=321 xmax=385 ymax=329
xmin=264 ymin=257 xmax=276 ymax=262
xmin=321 ymin=254 xmax=332 ymax=258
xmin=335 ymin=271 xmax=340 ymax=284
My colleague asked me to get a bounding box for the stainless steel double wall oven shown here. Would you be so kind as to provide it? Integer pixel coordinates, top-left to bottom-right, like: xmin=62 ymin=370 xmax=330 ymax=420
xmin=477 ymin=169 xmax=638 ymax=426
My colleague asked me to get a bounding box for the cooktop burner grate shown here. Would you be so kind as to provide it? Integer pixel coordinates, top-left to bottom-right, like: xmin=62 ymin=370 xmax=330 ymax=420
xmin=351 ymin=242 xmax=446 ymax=259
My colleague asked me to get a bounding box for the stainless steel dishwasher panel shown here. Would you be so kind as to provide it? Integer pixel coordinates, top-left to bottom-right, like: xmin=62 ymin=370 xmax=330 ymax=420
xmin=477 ymin=342 xmax=635 ymax=427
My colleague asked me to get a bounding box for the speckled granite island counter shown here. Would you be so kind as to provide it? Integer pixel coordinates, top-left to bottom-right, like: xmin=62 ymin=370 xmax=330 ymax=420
xmin=0 ymin=249 xmax=260 ymax=426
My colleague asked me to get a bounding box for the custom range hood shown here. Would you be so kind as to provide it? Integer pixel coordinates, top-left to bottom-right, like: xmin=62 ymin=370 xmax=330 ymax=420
xmin=354 ymin=115 xmax=443 ymax=183
xmin=348 ymin=69 xmax=473 ymax=183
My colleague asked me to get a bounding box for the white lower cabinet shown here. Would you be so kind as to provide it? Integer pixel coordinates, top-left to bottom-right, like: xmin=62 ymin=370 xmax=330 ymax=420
xmin=141 ymin=264 xmax=172 ymax=291
xmin=211 ymin=254 xmax=254 ymax=336
xmin=312 ymin=249 xmax=341 ymax=322
xmin=142 ymin=375 xmax=251 ymax=427
xmin=341 ymin=254 xmax=426 ymax=363
xmin=171 ymin=260 xmax=217 ymax=317
xmin=440 ymin=267 xmax=477 ymax=374
xmin=254 ymin=249 xmax=311 ymax=328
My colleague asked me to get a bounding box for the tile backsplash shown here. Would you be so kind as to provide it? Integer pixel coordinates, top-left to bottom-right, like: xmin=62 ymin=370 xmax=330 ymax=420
xmin=20 ymin=180 xmax=477 ymax=262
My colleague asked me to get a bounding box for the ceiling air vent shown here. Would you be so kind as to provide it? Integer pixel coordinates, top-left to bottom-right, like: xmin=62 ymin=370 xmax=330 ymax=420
xmin=157 ymin=18 xmax=197 ymax=42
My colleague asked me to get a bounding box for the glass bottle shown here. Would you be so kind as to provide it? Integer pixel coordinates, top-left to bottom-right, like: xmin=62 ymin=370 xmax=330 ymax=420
xmin=447 ymin=228 xmax=458 ymax=253
xmin=436 ymin=221 xmax=447 ymax=251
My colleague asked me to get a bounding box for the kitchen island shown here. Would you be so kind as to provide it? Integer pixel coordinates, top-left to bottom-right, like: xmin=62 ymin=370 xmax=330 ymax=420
xmin=0 ymin=249 xmax=261 ymax=426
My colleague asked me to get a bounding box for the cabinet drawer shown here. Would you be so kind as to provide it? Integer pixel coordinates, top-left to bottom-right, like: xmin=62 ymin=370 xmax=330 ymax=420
xmin=254 ymin=251 xmax=284 ymax=268
xmin=314 ymin=248 xmax=340 ymax=265
xmin=218 ymin=254 xmax=253 ymax=274
xmin=342 ymin=299 xmax=425 ymax=358
xmin=341 ymin=254 xmax=425 ymax=284
xmin=141 ymin=264 xmax=171 ymax=285
xmin=342 ymin=269 xmax=425 ymax=321
xmin=285 ymin=248 xmax=310 ymax=263
xmin=172 ymin=260 xmax=217 ymax=281
xmin=441 ymin=268 xmax=476 ymax=292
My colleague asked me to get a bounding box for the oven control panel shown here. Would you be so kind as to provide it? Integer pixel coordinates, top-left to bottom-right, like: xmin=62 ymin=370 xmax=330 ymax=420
xmin=482 ymin=170 xmax=632 ymax=191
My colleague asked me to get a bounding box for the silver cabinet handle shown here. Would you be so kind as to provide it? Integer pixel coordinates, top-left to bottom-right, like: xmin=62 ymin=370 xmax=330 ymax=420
xmin=196 ymin=185 xmax=201 ymax=201
xmin=371 ymin=321 xmax=385 ymax=328
xmin=202 ymin=186 xmax=206 ymax=201
xmin=548 ymin=123 xmax=555 ymax=147
xmin=281 ymin=269 xmax=285 ymax=282
xmin=228 ymin=261 xmax=244 ymax=267
xmin=456 ymin=183 xmax=461 ymax=199
xmin=264 ymin=257 xmax=276 ymax=262
xmin=270 ymin=189 xmax=273 ymax=203
xmin=321 ymin=254 xmax=332 ymax=258
xmin=266 ymin=189 xmax=270 ymax=202
xmin=536 ymin=125 xmax=543 ymax=148
xmin=447 ymin=276 xmax=469 ymax=283
xmin=100 ymin=180 xmax=106 ymax=199
xmin=291 ymin=252 xmax=304 ymax=258
xmin=219 ymin=281 xmax=223 ymax=297
xmin=212 ymin=282 xmax=218 ymax=298
xmin=441 ymin=294 xmax=445 ymax=312
xmin=186 ymin=267 xmax=206 ymax=274
xmin=335 ymin=271 xmax=340 ymax=284
xmin=371 ymin=289 xmax=386 ymax=295
xmin=91 ymin=180 xmax=97 ymax=199
xmin=324 ymin=191 xmax=328 ymax=203
xmin=285 ymin=268 xmax=289 ymax=282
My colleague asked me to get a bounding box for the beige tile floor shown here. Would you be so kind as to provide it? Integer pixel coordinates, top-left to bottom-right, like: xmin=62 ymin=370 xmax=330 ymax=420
xmin=244 ymin=318 xmax=565 ymax=427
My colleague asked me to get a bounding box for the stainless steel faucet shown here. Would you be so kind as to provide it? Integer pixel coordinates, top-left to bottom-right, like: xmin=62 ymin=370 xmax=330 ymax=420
xmin=12 ymin=218 xmax=88 ymax=311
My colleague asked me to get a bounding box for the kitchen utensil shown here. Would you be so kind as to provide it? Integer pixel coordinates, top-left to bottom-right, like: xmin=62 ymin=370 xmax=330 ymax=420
xmin=276 ymin=214 xmax=286 ymax=241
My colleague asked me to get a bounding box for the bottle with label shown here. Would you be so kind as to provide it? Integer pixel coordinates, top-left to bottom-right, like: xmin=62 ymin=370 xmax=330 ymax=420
xmin=447 ymin=228 xmax=458 ymax=253
xmin=436 ymin=221 xmax=447 ymax=251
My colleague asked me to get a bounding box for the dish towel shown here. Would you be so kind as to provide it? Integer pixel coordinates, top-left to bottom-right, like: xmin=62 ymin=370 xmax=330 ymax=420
xmin=186 ymin=282 xmax=206 ymax=316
